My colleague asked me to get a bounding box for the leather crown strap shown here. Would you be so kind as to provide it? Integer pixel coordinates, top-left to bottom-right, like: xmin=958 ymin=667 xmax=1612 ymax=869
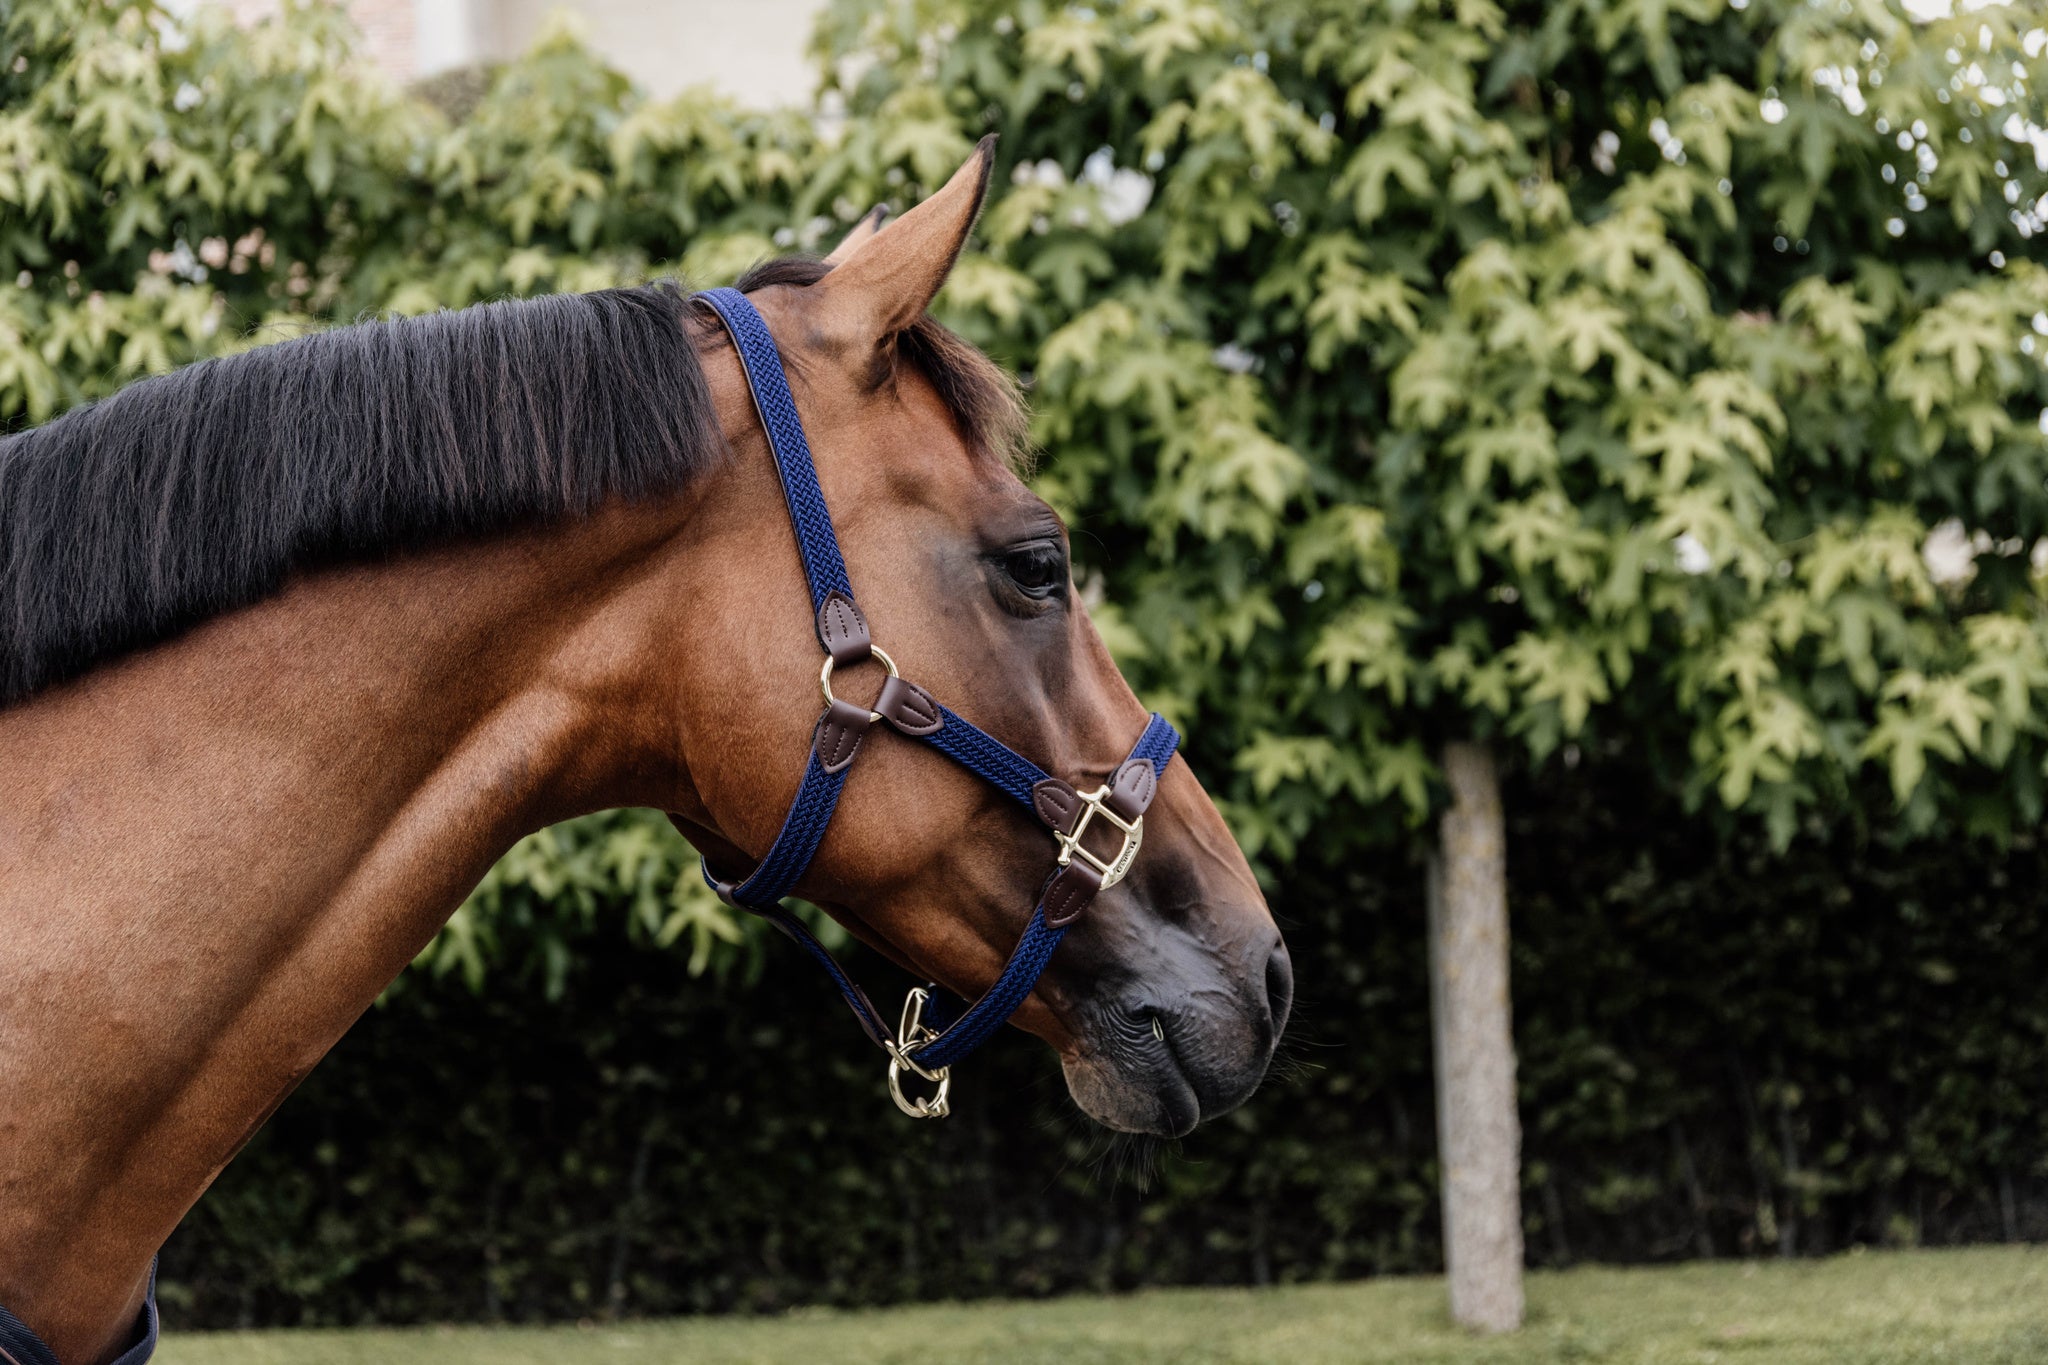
xmin=693 ymin=286 xmax=1178 ymax=1113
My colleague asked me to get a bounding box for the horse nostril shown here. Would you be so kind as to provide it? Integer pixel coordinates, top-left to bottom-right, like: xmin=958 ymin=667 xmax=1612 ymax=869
xmin=1263 ymin=942 xmax=1294 ymax=1038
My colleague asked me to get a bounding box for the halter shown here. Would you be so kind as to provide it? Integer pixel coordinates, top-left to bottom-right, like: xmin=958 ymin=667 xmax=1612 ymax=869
xmin=695 ymin=286 xmax=1179 ymax=1118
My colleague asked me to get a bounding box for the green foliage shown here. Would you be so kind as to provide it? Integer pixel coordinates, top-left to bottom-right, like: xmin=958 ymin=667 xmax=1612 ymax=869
xmin=811 ymin=0 xmax=2048 ymax=862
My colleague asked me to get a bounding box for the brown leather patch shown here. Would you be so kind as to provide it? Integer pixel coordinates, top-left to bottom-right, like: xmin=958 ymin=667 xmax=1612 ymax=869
xmin=816 ymin=590 xmax=872 ymax=666
xmin=814 ymin=697 xmax=873 ymax=774
xmin=1032 ymin=778 xmax=1083 ymax=835
xmin=874 ymin=676 xmax=943 ymax=736
xmin=1106 ymin=758 xmax=1158 ymax=821
xmin=1043 ymin=859 xmax=1104 ymax=928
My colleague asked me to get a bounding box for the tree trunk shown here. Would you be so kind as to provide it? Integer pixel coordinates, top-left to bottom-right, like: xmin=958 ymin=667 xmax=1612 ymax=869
xmin=1428 ymin=740 xmax=1524 ymax=1332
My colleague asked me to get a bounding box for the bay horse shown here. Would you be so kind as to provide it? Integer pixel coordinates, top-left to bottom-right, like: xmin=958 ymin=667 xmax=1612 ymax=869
xmin=0 ymin=143 xmax=1289 ymax=1364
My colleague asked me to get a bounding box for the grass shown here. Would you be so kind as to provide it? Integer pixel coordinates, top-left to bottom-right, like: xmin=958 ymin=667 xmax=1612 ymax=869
xmin=158 ymin=1245 xmax=2048 ymax=1365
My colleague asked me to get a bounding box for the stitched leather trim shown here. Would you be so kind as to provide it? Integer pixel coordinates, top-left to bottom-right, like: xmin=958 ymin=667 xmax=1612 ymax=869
xmin=1106 ymin=757 xmax=1158 ymax=821
xmin=815 ymin=698 xmax=873 ymax=774
xmin=875 ymin=676 xmax=943 ymax=736
xmin=816 ymin=590 xmax=873 ymax=666
xmin=1031 ymin=778 xmax=1083 ymax=835
xmin=1043 ymin=860 xmax=1104 ymax=928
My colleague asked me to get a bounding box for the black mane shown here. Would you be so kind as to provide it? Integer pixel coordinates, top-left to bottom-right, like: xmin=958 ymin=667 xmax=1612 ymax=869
xmin=0 ymin=283 xmax=714 ymax=706
xmin=0 ymin=264 xmax=1025 ymax=708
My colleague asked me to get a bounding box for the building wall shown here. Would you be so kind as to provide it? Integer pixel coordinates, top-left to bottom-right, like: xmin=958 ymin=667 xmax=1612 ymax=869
xmin=468 ymin=0 xmax=826 ymax=104
xmin=208 ymin=0 xmax=822 ymax=104
xmin=221 ymin=0 xmax=419 ymax=80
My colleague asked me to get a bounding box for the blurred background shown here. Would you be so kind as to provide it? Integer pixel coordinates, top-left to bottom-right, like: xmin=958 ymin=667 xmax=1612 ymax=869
xmin=4 ymin=0 xmax=2047 ymax=1337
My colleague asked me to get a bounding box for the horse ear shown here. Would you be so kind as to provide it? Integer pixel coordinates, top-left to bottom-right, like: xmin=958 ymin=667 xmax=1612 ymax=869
xmin=823 ymin=205 xmax=889 ymax=266
xmin=812 ymin=136 xmax=995 ymax=346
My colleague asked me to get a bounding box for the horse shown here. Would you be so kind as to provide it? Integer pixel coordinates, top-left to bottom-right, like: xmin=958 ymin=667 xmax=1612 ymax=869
xmin=0 ymin=142 xmax=1290 ymax=1364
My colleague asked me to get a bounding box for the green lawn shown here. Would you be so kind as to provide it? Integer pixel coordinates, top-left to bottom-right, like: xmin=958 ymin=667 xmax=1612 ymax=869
xmin=159 ymin=1246 xmax=2047 ymax=1365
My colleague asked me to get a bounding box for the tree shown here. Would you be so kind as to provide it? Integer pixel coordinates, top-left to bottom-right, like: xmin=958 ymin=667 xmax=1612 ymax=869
xmin=1429 ymin=742 xmax=1521 ymax=1329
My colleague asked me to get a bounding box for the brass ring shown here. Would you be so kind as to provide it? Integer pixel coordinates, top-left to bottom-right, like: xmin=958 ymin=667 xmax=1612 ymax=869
xmin=818 ymin=645 xmax=898 ymax=716
xmin=887 ymin=1053 xmax=952 ymax=1118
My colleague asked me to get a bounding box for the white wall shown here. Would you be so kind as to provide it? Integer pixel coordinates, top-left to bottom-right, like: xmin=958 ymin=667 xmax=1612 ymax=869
xmin=455 ymin=0 xmax=829 ymax=105
xmin=200 ymin=0 xmax=823 ymax=105
xmin=414 ymin=0 xmax=478 ymax=79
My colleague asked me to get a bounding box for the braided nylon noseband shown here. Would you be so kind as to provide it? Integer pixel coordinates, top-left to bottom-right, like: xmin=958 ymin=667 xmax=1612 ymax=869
xmin=694 ymin=286 xmax=1180 ymax=1100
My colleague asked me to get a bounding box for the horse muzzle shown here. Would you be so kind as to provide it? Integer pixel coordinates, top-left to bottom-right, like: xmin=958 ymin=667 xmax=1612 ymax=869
xmin=1060 ymin=929 xmax=1292 ymax=1137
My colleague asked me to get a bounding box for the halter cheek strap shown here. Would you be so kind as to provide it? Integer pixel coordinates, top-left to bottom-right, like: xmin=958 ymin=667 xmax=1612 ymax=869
xmin=694 ymin=286 xmax=1180 ymax=1117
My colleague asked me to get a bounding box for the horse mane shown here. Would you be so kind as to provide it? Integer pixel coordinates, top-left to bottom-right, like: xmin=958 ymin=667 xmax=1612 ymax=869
xmin=0 ymin=263 xmax=1026 ymax=709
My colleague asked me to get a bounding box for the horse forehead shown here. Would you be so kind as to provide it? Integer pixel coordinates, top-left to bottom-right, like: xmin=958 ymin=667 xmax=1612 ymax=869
xmin=832 ymin=367 xmax=1010 ymax=506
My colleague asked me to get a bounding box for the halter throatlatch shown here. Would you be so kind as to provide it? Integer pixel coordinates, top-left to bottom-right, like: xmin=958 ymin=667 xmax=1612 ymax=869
xmin=695 ymin=286 xmax=1179 ymax=1118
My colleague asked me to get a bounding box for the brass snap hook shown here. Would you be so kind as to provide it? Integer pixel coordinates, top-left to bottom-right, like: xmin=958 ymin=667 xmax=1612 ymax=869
xmin=886 ymin=987 xmax=952 ymax=1119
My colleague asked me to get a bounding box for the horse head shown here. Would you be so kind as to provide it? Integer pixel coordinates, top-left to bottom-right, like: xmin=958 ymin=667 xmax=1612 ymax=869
xmin=662 ymin=143 xmax=1292 ymax=1136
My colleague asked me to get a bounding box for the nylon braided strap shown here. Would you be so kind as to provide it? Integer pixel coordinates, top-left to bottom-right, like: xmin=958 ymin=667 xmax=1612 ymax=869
xmin=692 ymin=284 xmax=1182 ymax=1081
xmin=908 ymin=906 xmax=1064 ymax=1069
xmin=919 ymin=705 xmax=1055 ymax=808
xmin=709 ymin=752 xmax=849 ymax=909
xmin=1126 ymin=711 xmax=1180 ymax=771
xmin=697 ymin=287 xmax=851 ymax=609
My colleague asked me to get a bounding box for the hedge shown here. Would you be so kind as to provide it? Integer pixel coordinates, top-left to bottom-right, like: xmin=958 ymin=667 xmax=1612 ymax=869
xmin=161 ymin=754 xmax=2048 ymax=1324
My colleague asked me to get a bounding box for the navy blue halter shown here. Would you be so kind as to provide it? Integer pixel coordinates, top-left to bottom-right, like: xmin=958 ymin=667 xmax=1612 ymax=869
xmin=694 ymin=286 xmax=1178 ymax=1113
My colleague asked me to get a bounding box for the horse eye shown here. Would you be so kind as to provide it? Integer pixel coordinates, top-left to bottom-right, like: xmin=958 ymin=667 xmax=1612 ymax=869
xmin=1001 ymin=543 xmax=1067 ymax=599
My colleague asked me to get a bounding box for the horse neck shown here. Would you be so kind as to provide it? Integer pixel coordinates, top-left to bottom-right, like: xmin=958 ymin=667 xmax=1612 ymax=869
xmin=0 ymin=487 xmax=719 ymax=1362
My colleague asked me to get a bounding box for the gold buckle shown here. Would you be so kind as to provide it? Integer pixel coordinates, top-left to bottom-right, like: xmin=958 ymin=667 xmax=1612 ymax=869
xmin=1053 ymin=785 xmax=1145 ymax=890
xmin=819 ymin=644 xmax=898 ymax=720
xmin=886 ymin=987 xmax=952 ymax=1119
